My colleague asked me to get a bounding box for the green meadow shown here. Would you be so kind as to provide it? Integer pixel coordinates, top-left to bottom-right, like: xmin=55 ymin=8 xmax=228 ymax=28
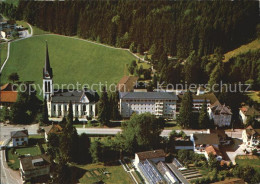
xmin=1 ymin=35 xmax=135 ymax=94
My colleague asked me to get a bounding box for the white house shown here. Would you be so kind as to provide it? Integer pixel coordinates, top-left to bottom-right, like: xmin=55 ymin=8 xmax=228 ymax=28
xmin=190 ymin=133 xmax=219 ymax=154
xmin=42 ymin=42 xmax=99 ymax=119
xmin=242 ymin=126 xmax=260 ymax=148
xmin=209 ymin=104 xmax=232 ymax=127
xmin=239 ymin=106 xmax=260 ymax=125
xmin=119 ymin=92 xmax=178 ymax=119
xmin=11 ymin=130 xmax=28 ymax=147
xmin=20 ymin=154 xmax=51 ymax=182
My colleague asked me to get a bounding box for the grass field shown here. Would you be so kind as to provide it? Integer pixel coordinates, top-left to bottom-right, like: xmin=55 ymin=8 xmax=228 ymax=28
xmin=77 ymin=163 xmax=132 ymax=184
xmin=235 ymin=155 xmax=260 ymax=173
xmin=224 ymin=39 xmax=260 ymax=62
xmin=0 ymin=42 xmax=8 ymax=64
xmin=1 ymin=35 xmax=136 ymax=95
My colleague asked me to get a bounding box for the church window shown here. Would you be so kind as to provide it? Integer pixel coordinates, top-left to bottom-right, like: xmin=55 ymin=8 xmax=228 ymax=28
xmin=83 ymin=105 xmax=86 ymax=111
xmin=45 ymin=81 xmax=48 ymax=93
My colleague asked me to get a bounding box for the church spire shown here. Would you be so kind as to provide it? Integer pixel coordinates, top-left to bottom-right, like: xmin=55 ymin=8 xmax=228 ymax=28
xmin=43 ymin=41 xmax=53 ymax=78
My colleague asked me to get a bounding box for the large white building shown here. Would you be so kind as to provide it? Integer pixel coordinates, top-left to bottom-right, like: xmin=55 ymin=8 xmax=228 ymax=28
xmin=119 ymin=92 xmax=178 ymax=119
xmin=42 ymin=42 xmax=99 ymax=119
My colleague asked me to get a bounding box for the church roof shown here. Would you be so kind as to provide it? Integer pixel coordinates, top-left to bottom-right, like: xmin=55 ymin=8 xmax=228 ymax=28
xmin=51 ymin=90 xmax=99 ymax=103
xmin=211 ymin=104 xmax=232 ymax=115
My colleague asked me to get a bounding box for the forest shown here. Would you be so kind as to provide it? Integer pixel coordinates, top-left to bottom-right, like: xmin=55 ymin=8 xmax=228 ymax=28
xmin=0 ymin=0 xmax=258 ymax=58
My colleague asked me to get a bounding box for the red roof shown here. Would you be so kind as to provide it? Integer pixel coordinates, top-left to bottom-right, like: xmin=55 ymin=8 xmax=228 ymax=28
xmin=0 ymin=91 xmax=18 ymax=102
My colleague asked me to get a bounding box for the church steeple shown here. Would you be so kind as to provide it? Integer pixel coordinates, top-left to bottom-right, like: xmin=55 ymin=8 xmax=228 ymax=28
xmin=43 ymin=41 xmax=53 ymax=79
xmin=43 ymin=41 xmax=53 ymax=101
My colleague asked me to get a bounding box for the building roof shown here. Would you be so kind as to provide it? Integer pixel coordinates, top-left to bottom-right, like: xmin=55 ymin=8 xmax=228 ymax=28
xmin=0 ymin=91 xmax=18 ymax=103
xmin=51 ymin=90 xmax=99 ymax=103
xmin=205 ymin=145 xmax=222 ymax=156
xmin=240 ymin=106 xmax=260 ymax=116
xmin=193 ymin=133 xmax=219 ymax=145
xmin=11 ymin=130 xmax=28 ymax=138
xmin=44 ymin=124 xmax=62 ymax=135
xmin=210 ymin=129 xmax=228 ymax=140
xmin=20 ymin=154 xmax=51 ymax=171
xmin=117 ymin=76 xmax=139 ymax=92
xmin=120 ymin=92 xmax=178 ymax=100
xmin=136 ymin=149 xmax=166 ymax=161
xmin=211 ymin=178 xmax=245 ymax=184
xmin=211 ymin=104 xmax=232 ymax=115
xmin=174 ymin=140 xmax=193 ymax=146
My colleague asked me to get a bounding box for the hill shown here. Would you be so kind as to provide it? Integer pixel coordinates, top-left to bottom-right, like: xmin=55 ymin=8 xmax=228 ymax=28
xmin=224 ymin=39 xmax=260 ymax=62
xmin=1 ymin=35 xmax=136 ymax=93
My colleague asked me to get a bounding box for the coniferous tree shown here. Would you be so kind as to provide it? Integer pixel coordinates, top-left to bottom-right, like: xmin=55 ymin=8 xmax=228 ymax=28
xmin=98 ymin=87 xmax=110 ymax=125
xmin=198 ymin=100 xmax=211 ymax=129
xmin=177 ymin=90 xmax=193 ymax=128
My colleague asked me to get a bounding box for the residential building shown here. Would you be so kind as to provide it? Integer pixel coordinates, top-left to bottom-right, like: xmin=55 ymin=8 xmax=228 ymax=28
xmin=119 ymin=92 xmax=178 ymax=119
xmin=117 ymin=76 xmax=139 ymax=92
xmin=11 ymin=130 xmax=28 ymax=147
xmin=19 ymin=154 xmax=51 ymax=182
xmin=209 ymin=104 xmax=232 ymax=127
xmin=42 ymin=42 xmax=99 ymax=119
xmin=204 ymin=145 xmax=222 ymax=161
xmin=242 ymin=126 xmax=260 ymax=148
xmin=174 ymin=141 xmax=194 ymax=150
xmin=190 ymin=133 xmax=219 ymax=153
xmin=0 ymin=83 xmax=18 ymax=108
xmin=157 ymin=161 xmax=179 ymax=184
xmin=209 ymin=129 xmax=231 ymax=145
xmin=239 ymin=106 xmax=260 ymax=125
xmin=44 ymin=124 xmax=62 ymax=141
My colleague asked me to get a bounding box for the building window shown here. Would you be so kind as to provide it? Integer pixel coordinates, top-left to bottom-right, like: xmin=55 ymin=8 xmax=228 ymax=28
xmin=21 ymin=138 xmax=24 ymax=141
xmin=16 ymin=138 xmax=19 ymax=141
xmin=76 ymin=105 xmax=78 ymax=111
xmin=53 ymin=105 xmax=56 ymax=111
xmin=83 ymin=105 xmax=86 ymax=111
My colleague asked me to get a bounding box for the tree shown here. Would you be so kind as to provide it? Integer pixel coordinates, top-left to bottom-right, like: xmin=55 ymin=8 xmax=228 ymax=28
xmin=98 ymin=87 xmax=110 ymax=125
xmin=2 ymin=106 xmax=10 ymax=122
xmin=78 ymin=133 xmax=91 ymax=163
xmin=120 ymin=113 xmax=164 ymax=153
xmin=129 ymin=42 xmax=137 ymax=53
xmin=8 ymin=72 xmax=19 ymax=83
xmin=41 ymin=98 xmax=49 ymax=125
xmin=90 ymin=139 xmax=103 ymax=163
xmin=137 ymin=44 xmax=143 ymax=54
xmin=109 ymin=91 xmax=121 ymax=120
xmin=177 ymin=90 xmax=193 ymax=128
xmin=208 ymin=153 xmax=219 ymax=171
xmin=47 ymin=133 xmax=60 ymax=161
xmin=198 ymin=99 xmax=211 ymax=129
xmin=52 ymin=157 xmax=72 ymax=184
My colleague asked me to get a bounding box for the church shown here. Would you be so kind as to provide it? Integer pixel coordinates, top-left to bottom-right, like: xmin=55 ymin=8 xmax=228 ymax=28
xmin=42 ymin=42 xmax=99 ymax=119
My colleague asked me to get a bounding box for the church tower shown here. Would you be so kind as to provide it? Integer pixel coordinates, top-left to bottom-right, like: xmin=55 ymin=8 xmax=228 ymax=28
xmin=43 ymin=41 xmax=53 ymax=101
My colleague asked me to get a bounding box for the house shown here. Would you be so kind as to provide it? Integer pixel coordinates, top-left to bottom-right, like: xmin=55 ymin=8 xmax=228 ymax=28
xmin=134 ymin=149 xmax=166 ymax=167
xmin=242 ymin=126 xmax=260 ymax=148
xmin=11 ymin=130 xmax=28 ymax=147
xmin=196 ymin=86 xmax=207 ymax=96
xmin=204 ymin=145 xmax=222 ymax=161
xmin=117 ymin=76 xmax=139 ymax=92
xmin=209 ymin=104 xmax=232 ymax=127
xmin=42 ymin=42 xmax=99 ymax=119
xmin=190 ymin=133 xmax=219 ymax=153
xmin=239 ymin=106 xmax=260 ymax=125
xmin=44 ymin=124 xmax=62 ymax=141
xmin=0 ymin=83 xmax=18 ymax=108
xmin=119 ymin=92 xmax=178 ymax=119
xmin=19 ymin=154 xmax=51 ymax=182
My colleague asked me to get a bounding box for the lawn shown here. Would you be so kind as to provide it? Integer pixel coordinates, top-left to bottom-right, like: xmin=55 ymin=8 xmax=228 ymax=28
xmin=1 ymin=34 xmax=136 ymax=96
xmin=164 ymin=120 xmax=183 ymax=130
xmin=224 ymin=39 xmax=260 ymax=62
xmin=235 ymin=155 xmax=260 ymax=173
xmin=0 ymin=42 xmax=8 ymax=64
xmin=77 ymin=163 xmax=133 ymax=184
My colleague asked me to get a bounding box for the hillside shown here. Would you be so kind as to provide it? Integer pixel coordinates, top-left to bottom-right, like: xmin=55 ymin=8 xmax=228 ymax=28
xmin=1 ymin=35 xmax=136 ymax=93
xmin=224 ymin=39 xmax=260 ymax=62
